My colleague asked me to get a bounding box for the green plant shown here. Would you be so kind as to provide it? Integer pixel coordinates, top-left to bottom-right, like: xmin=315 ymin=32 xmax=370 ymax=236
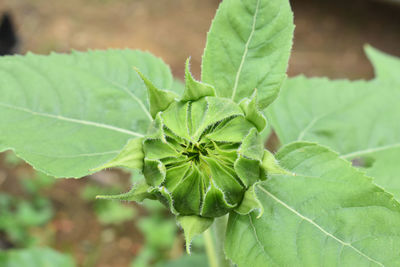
xmin=130 ymin=200 xmax=180 ymax=267
xmin=0 ymin=0 xmax=399 ymax=266
xmin=81 ymin=184 xmax=136 ymax=225
xmin=0 ymin=171 xmax=54 ymax=248
xmin=0 ymin=193 xmax=53 ymax=247
xmin=0 ymin=247 xmax=74 ymax=267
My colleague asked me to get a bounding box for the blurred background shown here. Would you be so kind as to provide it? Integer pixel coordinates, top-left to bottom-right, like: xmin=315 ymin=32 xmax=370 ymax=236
xmin=0 ymin=0 xmax=399 ymax=266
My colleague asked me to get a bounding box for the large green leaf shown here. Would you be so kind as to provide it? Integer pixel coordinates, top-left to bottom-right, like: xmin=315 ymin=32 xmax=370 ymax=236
xmin=365 ymin=45 xmax=400 ymax=84
xmin=0 ymin=247 xmax=75 ymax=267
xmin=226 ymin=142 xmax=400 ymax=266
xmin=267 ymin=76 xmax=400 ymax=151
xmin=267 ymin=76 xmax=400 ymax=199
xmin=0 ymin=50 xmax=173 ymax=178
xmin=361 ymin=47 xmax=400 ymax=200
xmin=201 ymin=0 xmax=294 ymax=109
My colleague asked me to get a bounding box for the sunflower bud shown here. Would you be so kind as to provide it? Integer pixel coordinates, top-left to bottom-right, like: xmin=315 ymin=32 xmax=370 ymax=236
xmin=143 ymin=95 xmax=265 ymax=218
xmin=93 ymin=62 xmax=276 ymax=252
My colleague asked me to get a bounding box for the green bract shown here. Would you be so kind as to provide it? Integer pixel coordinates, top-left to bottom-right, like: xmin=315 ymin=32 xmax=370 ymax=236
xmin=144 ymin=96 xmax=264 ymax=218
xmin=95 ymin=62 xmax=277 ymax=251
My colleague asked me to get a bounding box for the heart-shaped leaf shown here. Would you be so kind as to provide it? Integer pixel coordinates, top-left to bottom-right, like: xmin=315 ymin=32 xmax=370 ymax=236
xmin=0 ymin=50 xmax=174 ymax=177
xmin=226 ymin=142 xmax=400 ymax=266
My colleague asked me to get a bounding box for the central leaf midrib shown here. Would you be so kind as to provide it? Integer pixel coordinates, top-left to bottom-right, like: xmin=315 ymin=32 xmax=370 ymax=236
xmin=231 ymin=0 xmax=261 ymax=101
xmin=108 ymin=79 xmax=153 ymax=121
xmin=0 ymin=102 xmax=143 ymax=137
xmin=23 ymin=149 xmax=121 ymax=159
xmin=341 ymin=143 xmax=400 ymax=159
xmin=256 ymin=184 xmax=385 ymax=266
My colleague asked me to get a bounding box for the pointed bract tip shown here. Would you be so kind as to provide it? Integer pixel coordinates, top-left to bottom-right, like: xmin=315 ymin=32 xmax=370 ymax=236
xmin=134 ymin=67 xmax=177 ymax=118
xmin=177 ymin=215 xmax=214 ymax=254
xmin=182 ymin=58 xmax=216 ymax=101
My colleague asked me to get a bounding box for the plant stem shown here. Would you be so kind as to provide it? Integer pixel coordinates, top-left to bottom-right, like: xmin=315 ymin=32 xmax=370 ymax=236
xmin=203 ymin=215 xmax=231 ymax=267
xmin=204 ymin=228 xmax=218 ymax=267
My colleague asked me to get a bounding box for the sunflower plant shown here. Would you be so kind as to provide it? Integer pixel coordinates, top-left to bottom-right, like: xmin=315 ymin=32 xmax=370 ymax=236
xmin=1 ymin=0 xmax=400 ymax=266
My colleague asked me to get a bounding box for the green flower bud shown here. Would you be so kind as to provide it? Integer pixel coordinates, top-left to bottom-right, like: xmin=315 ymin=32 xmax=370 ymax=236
xmin=92 ymin=63 xmax=288 ymax=252
xmin=142 ymin=96 xmax=265 ymax=218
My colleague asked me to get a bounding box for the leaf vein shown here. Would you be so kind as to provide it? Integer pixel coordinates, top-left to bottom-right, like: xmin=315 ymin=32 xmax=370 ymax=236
xmin=231 ymin=0 xmax=261 ymax=101
xmin=257 ymin=185 xmax=385 ymax=266
xmin=341 ymin=143 xmax=400 ymax=159
xmin=0 ymin=102 xmax=143 ymax=137
xmin=248 ymin=214 xmax=279 ymax=265
xmin=297 ymin=115 xmax=323 ymax=141
xmin=24 ymin=150 xmax=120 ymax=158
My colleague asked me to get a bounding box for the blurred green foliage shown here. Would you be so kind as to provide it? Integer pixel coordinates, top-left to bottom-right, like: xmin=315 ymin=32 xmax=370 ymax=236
xmin=0 ymin=169 xmax=54 ymax=247
xmin=81 ymin=184 xmax=136 ymax=225
xmin=0 ymin=247 xmax=74 ymax=267
xmin=0 ymin=153 xmax=206 ymax=266
xmin=1 ymin=153 xmax=75 ymax=266
xmin=130 ymin=199 xmax=208 ymax=267
xmin=131 ymin=200 xmax=177 ymax=267
xmin=0 ymin=193 xmax=52 ymax=247
xmin=159 ymin=254 xmax=208 ymax=267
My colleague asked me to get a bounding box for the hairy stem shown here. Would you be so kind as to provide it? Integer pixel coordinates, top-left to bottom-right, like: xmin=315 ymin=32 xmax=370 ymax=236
xmin=204 ymin=215 xmax=231 ymax=267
